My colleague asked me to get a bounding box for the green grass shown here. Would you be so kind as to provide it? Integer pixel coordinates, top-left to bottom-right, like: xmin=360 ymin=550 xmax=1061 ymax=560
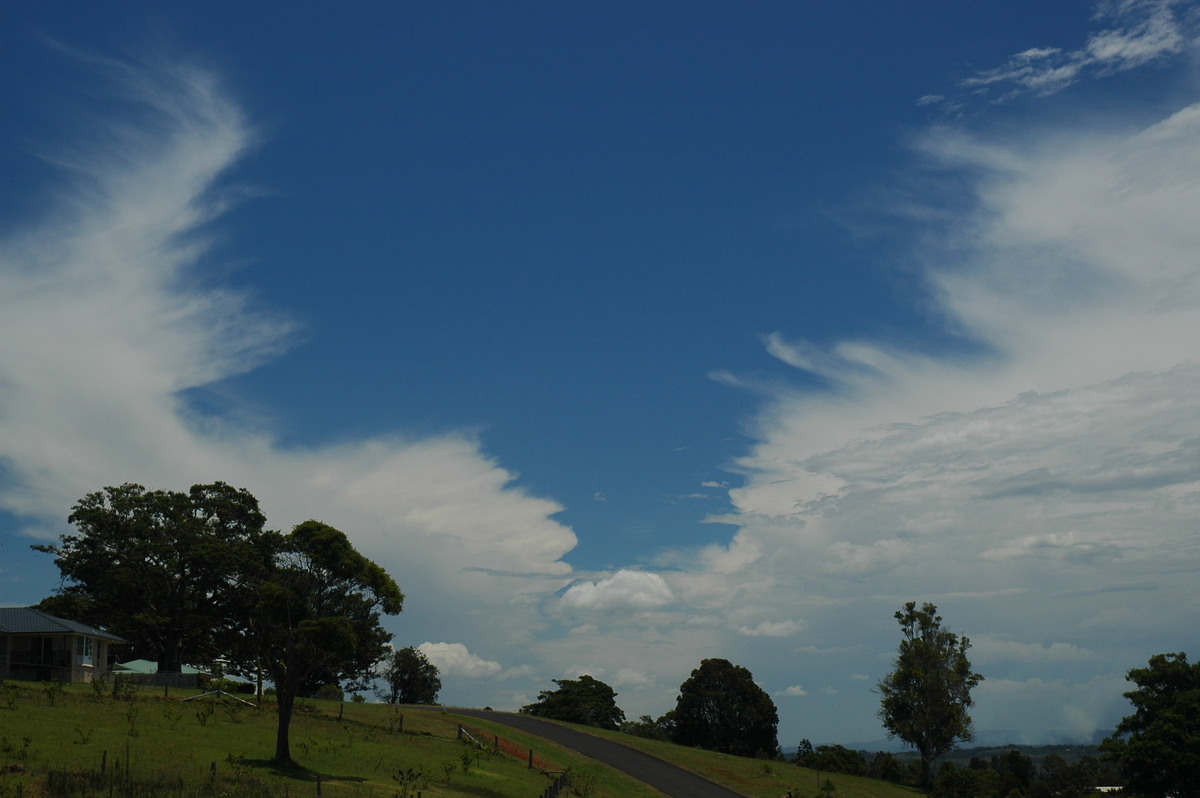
xmin=534 ymin=721 xmax=925 ymax=798
xmin=0 ymin=680 xmax=645 ymax=797
xmin=0 ymin=680 xmax=923 ymax=798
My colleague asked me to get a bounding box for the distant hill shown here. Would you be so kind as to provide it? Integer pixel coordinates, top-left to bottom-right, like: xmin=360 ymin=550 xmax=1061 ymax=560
xmin=816 ymin=729 xmax=1104 ymax=768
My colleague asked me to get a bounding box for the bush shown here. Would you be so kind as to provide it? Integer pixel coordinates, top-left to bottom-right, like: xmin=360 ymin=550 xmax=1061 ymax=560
xmin=314 ymin=683 xmax=344 ymax=701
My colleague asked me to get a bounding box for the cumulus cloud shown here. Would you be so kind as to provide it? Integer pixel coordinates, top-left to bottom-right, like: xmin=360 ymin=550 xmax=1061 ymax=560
xmin=559 ymin=569 xmax=675 ymax=612
xmin=778 ymin=685 xmax=807 ymax=697
xmin=417 ymin=642 xmax=503 ymax=678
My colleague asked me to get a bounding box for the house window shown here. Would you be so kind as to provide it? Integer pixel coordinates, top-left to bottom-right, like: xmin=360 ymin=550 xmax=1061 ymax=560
xmin=76 ymin=636 xmax=94 ymax=666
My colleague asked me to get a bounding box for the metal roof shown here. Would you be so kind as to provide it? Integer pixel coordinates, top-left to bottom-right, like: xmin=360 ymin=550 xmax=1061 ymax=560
xmin=113 ymin=658 xmax=207 ymax=675
xmin=0 ymin=607 xmax=126 ymax=643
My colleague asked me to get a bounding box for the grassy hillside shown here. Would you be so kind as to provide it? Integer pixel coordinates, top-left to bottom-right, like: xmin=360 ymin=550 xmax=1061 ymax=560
xmin=0 ymin=679 xmax=920 ymax=798
xmin=561 ymin=723 xmax=925 ymax=798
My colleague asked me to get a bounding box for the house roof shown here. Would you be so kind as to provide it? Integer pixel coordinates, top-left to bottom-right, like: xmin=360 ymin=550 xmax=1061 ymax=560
xmin=0 ymin=607 xmax=126 ymax=644
xmin=113 ymin=658 xmax=207 ymax=675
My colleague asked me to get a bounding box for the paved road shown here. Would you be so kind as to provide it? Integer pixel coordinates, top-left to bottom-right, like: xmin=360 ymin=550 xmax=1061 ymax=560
xmin=444 ymin=708 xmax=748 ymax=798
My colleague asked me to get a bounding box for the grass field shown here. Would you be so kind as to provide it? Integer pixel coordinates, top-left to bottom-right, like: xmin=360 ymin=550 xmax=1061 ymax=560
xmin=0 ymin=679 xmax=922 ymax=798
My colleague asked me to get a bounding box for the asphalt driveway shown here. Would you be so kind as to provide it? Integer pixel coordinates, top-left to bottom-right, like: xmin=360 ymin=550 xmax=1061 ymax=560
xmin=445 ymin=708 xmax=748 ymax=798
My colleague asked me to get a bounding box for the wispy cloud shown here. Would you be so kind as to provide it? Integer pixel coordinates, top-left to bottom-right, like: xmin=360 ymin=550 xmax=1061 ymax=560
xmin=0 ymin=52 xmax=577 ymax=708
xmin=703 ymin=13 xmax=1200 ymax=740
xmin=953 ymin=0 xmax=1191 ymax=101
xmin=8 ymin=20 xmax=1200 ymax=745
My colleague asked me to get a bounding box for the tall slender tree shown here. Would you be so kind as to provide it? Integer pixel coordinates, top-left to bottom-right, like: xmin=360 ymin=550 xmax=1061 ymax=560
xmin=877 ymin=601 xmax=982 ymax=786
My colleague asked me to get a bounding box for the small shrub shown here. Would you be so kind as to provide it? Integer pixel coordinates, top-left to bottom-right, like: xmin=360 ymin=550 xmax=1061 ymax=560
xmin=42 ymin=679 xmax=65 ymax=706
xmin=90 ymin=674 xmax=109 ymax=701
xmin=0 ymin=736 xmax=32 ymax=766
xmin=111 ymin=673 xmax=138 ymax=701
xmin=161 ymin=705 xmax=183 ymax=730
xmin=392 ymin=765 xmax=426 ymax=797
xmin=222 ymin=700 xmax=245 ymax=723
xmin=314 ymin=683 xmax=344 ymax=701
xmin=209 ymin=677 xmax=240 ymax=694
xmin=194 ymin=701 xmax=216 ymax=726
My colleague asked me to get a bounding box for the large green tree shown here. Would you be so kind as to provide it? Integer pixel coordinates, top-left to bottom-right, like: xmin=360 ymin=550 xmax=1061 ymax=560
xmin=34 ymin=482 xmax=273 ymax=672
xmin=671 ymin=658 xmax=779 ymax=758
xmin=520 ymin=674 xmax=626 ymax=730
xmin=1101 ymin=651 xmax=1200 ymax=798
xmin=379 ymin=645 xmax=441 ymax=705
xmin=36 ymin=483 xmax=404 ymax=767
xmin=877 ymin=601 xmax=982 ymax=787
xmin=252 ymin=520 xmax=404 ymax=765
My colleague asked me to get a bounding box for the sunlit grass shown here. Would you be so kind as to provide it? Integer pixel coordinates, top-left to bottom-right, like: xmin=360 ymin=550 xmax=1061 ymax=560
xmin=0 ymin=680 xmax=925 ymax=797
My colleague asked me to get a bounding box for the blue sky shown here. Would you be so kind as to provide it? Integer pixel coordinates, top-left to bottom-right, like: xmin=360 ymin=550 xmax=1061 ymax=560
xmin=3 ymin=0 xmax=1199 ymax=748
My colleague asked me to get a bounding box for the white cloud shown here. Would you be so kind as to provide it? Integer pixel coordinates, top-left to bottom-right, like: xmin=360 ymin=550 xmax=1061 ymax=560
xmin=738 ymin=620 xmax=804 ymax=638
xmin=0 ymin=53 xmax=575 ymax=714
xmin=972 ymin=638 xmax=1103 ymax=665
xmin=779 ymin=685 xmax=807 ymax=697
xmin=559 ymin=569 xmax=675 ymax=612
xmin=417 ymin=642 xmax=503 ymax=678
xmin=704 ymin=34 xmax=1200 ymax=744
xmin=7 ymin=26 xmax=1199 ymax=748
xmin=957 ymin=0 xmax=1190 ymax=99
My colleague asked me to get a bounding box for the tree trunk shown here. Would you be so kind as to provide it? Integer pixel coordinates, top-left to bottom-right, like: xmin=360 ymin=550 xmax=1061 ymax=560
xmin=274 ymin=684 xmax=298 ymax=766
xmin=159 ymin=632 xmax=184 ymax=673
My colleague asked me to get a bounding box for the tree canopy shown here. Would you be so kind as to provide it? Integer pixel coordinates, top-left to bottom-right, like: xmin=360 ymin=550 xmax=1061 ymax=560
xmin=379 ymin=645 xmax=441 ymax=705
xmin=670 ymin=657 xmax=779 ymax=758
xmin=252 ymin=519 xmax=404 ymax=764
xmin=877 ymin=601 xmax=982 ymax=786
xmin=1102 ymin=651 xmax=1200 ymax=798
xmin=34 ymin=482 xmax=274 ymax=672
xmin=520 ymin=674 xmax=626 ymax=730
xmin=35 ymin=483 xmax=404 ymax=767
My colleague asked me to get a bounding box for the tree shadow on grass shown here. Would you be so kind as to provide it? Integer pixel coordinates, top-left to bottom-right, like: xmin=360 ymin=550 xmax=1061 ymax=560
xmin=438 ymin=786 xmax=521 ymax=798
xmin=236 ymin=758 xmax=366 ymax=785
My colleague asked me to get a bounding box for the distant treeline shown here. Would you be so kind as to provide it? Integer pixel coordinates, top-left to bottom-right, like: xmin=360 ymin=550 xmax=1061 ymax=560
xmin=788 ymin=742 xmax=1115 ymax=797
